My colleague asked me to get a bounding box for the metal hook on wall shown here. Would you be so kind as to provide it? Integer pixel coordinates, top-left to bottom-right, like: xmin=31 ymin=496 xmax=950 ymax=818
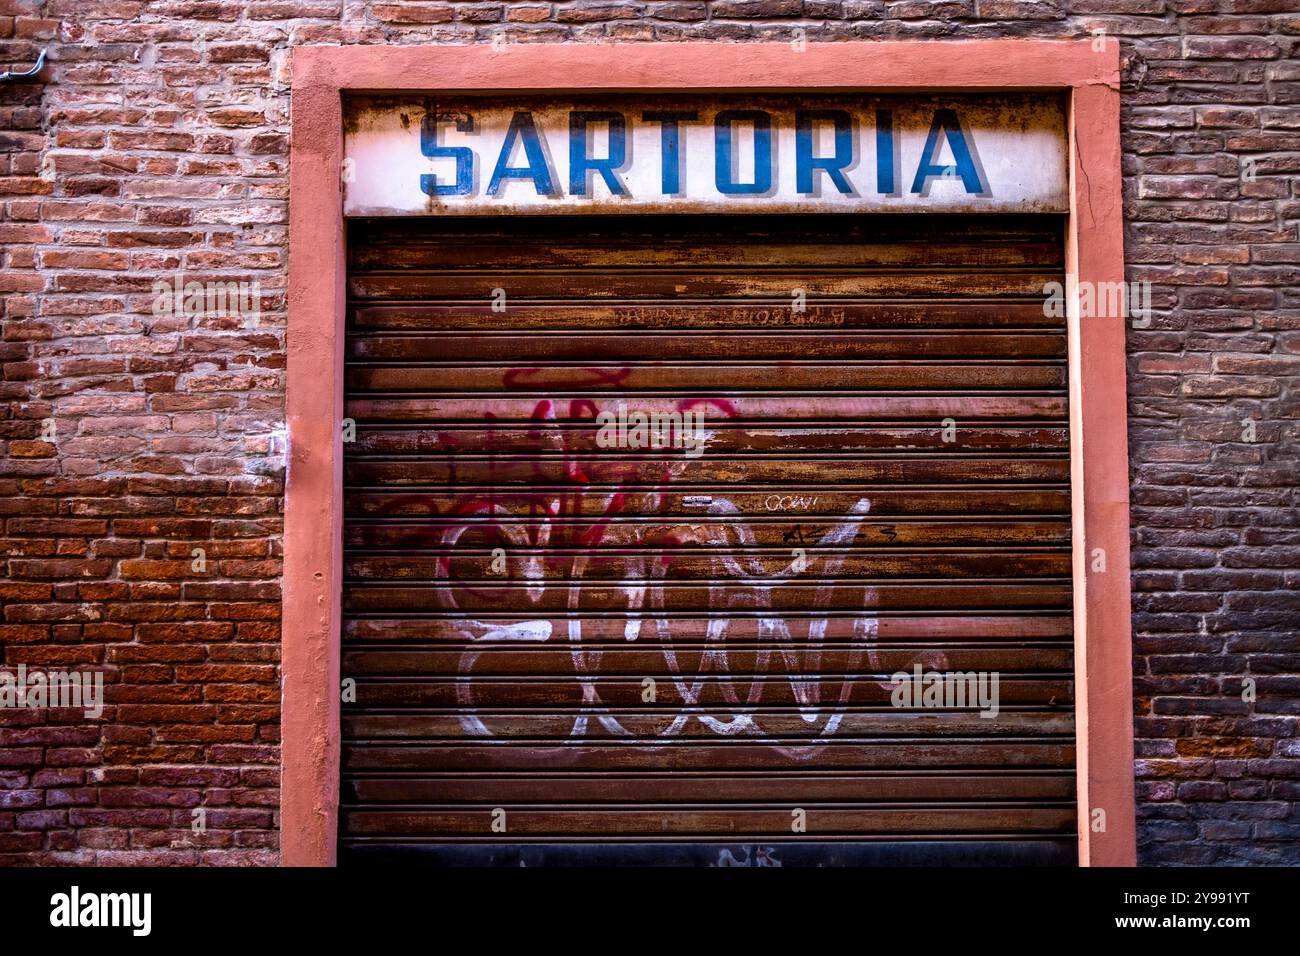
xmin=0 ymin=48 xmax=48 ymax=84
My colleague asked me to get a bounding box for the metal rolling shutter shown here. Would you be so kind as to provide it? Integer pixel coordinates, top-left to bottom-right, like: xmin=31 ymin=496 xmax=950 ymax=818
xmin=340 ymin=214 xmax=1076 ymax=866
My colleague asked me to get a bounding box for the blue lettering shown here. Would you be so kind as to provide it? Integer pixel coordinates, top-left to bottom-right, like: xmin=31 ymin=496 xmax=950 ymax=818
xmin=875 ymin=109 xmax=895 ymax=194
xmin=642 ymin=110 xmax=698 ymax=195
xmin=795 ymin=110 xmax=853 ymax=195
xmin=487 ymin=111 xmax=556 ymax=196
xmin=569 ymin=111 xmax=629 ymax=197
xmin=714 ymin=110 xmax=773 ymax=196
xmin=911 ymin=108 xmax=984 ymax=194
xmin=419 ymin=111 xmax=475 ymax=198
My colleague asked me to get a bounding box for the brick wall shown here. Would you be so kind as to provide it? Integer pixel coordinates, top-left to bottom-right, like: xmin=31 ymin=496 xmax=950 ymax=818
xmin=1 ymin=1 xmax=1296 ymax=865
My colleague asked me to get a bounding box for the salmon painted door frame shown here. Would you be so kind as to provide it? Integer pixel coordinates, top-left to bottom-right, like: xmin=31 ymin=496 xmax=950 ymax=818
xmin=284 ymin=40 xmax=1135 ymax=867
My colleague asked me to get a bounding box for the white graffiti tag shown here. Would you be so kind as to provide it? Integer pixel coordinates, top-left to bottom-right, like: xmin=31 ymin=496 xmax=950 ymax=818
xmin=441 ymin=497 xmax=880 ymax=756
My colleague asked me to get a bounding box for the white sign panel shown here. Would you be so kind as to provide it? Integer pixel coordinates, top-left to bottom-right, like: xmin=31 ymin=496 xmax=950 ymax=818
xmin=343 ymin=94 xmax=1068 ymax=216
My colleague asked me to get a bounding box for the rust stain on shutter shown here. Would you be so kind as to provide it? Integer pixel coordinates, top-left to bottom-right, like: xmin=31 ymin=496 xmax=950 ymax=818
xmin=340 ymin=214 xmax=1076 ymax=866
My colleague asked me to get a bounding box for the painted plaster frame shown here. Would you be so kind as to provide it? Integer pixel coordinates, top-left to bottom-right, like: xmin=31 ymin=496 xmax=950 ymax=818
xmin=284 ymin=40 xmax=1135 ymax=867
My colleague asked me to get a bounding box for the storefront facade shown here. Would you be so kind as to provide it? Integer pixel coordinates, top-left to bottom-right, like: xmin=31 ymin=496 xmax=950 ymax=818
xmin=283 ymin=41 xmax=1134 ymax=866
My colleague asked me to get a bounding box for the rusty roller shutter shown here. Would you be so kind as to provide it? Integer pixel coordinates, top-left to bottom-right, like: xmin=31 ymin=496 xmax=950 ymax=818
xmin=340 ymin=214 xmax=1075 ymax=866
